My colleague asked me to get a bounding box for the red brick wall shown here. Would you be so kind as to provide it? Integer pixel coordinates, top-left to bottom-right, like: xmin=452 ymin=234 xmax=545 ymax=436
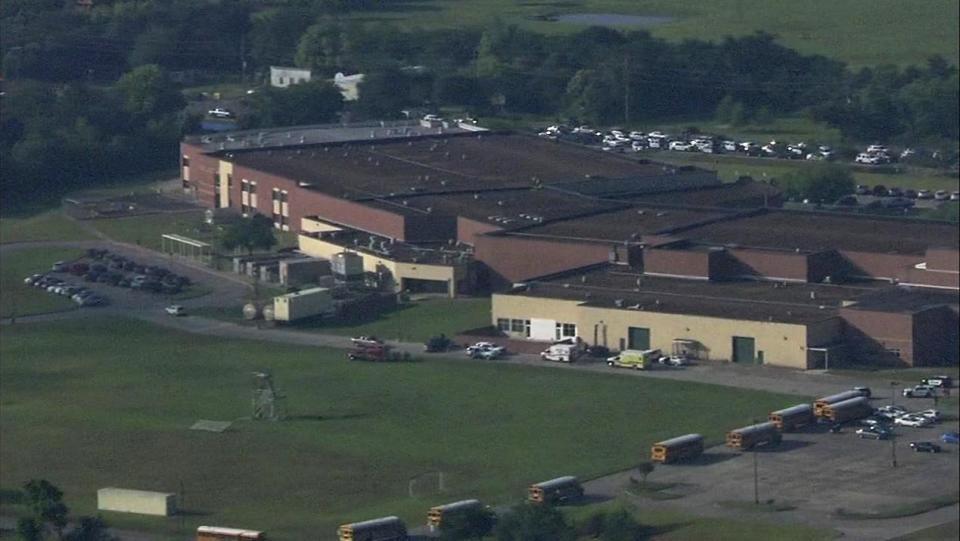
xmin=925 ymin=248 xmax=959 ymax=272
xmin=231 ymin=164 xmax=409 ymax=240
xmin=728 ymin=248 xmax=809 ymax=281
xmin=181 ymin=143 xmax=219 ymax=207
xmin=474 ymin=234 xmax=611 ymax=286
xmin=913 ymin=306 xmax=959 ymax=366
xmin=840 ymin=308 xmax=914 ymax=366
xmin=840 ymin=250 xmax=921 ymax=282
xmin=458 ymin=217 xmax=502 ymax=245
xmin=643 ymin=248 xmax=711 ymax=279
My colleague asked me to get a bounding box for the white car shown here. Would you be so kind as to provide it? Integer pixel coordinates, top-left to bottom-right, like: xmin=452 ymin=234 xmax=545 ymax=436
xmin=866 ymin=144 xmax=889 ymax=154
xmin=934 ymin=190 xmax=949 ymax=201
xmin=917 ymin=189 xmax=933 ymax=199
xmin=903 ymin=385 xmax=937 ymax=398
xmin=855 ymin=153 xmax=881 ymax=165
xmin=895 ymin=415 xmax=932 ymax=428
xmin=668 ymin=141 xmax=692 ymax=152
xmin=466 ymin=342 xmax=505 ymax=356
xmin=722 ymin=140 xmax=738 ymax=152
xmin=951 ymin=191 xmax=959 ymax=201
xmin=422 ymin=114 xmax=441 ymax=122
xmin=875 ymin=405 xmax=908 ymax=419
xmin=918 ymin=409 xmax=941 ymax=422
xmin=647 ymin=131 xmax=666 ymax=138
xmin=165 ymin=305 xmax=186 ymax=316
xmin=207 ymin=107 xmax=233 ymax=118
xmin=629 ymin=131 xmax=645 ymax=140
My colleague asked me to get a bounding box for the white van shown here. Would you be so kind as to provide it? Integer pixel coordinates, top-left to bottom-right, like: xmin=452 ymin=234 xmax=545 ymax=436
xmin=541 ymin=343 xmax=581 ymax=363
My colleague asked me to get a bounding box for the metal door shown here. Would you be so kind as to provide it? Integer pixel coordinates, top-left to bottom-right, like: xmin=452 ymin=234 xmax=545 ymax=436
xmin=732 ymin=336 xmax=756 ymax=364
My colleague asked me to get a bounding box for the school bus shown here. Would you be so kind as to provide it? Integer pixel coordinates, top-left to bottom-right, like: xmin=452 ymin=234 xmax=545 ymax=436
xmin=651 ymin=434 xmax=704 ymax=464
xmin=768 ymin=404 xmax=815 ymax=432
xmin=725 ymin=422 xmax=782 ymax=450
xmin=427 ymin=499 xmax=484 ymax=531
xmin=820 ymin=397 xmax=873 ymax=423
xmin=337 ymin=516 xmax=407 ymax=541
xmin=196 ymin=526 xmax=265 ymax=541
xmin=813 ymin=390 xmax=863 ymax=417
xmin=528 ymin=476 xmax=584 ymax=504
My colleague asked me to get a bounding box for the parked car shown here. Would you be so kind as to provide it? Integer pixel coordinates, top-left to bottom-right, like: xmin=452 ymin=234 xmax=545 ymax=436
xmin=347 ymin=345 xmax=403 ymax=362
xmin=917 ymin=409 xmax=941 ymax=422
xmin=951 ymin=191 xmax=960 ymax=201
xmin=855 ymin=184 xmax=871 ymax=195
xmin=351 ymin=336 xmax=383 ymax=347
xmin=23 ymin=273 xmax=44 ymax=285
xmin=934 ymin=190 xmax=949 ymax=201
xmin=917 ymin=189 xmax=933 ymax=199
xmin=904 ymin=189 xmax=918 ymax=199
xmin=875 ymin=405 xmax=908 ymax=419
xmin=940 ymin=431 xmax=959 ymax=444
xmin=668 ymin=141 xmax=692 ymax=152
xmin=921 ymin=375 xmax=953 ymax=388
xmin=856 ymin=427 xmax=891 ymax=440
xmin=903 ymin=385 xmax=937 ymax=398
xmin=895 ymin=415 xmax=932 ymax=428
xmin=466 ymin=342 xmax=505 ymax=359
xmin=909 ymin=441 xmax=942 ymax=453
xmin=165 ymin=305 xmax=186 ymax=316
xmin=207 ymin=107 xmax=233 ymax=118
xmin=859 ymin=417 xmax=890 ymax=429
xmin=51 ymin=261 xmax=68 ymax=272
xmin=424 ymin=335 xmax=455 ymax=353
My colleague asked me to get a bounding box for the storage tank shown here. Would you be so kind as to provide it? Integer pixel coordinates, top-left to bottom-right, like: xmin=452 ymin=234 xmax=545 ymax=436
xmin=332 ymin=252 xmax=364 ymax=283
xmin=262 ymin=305 xmax=275 ymax=321
xmin=242 ymin=303 xmax=261 ymax=320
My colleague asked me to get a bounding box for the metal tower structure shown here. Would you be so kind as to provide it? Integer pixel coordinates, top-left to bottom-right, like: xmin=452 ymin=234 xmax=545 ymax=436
xmin=251 ymin=371 xmax=286 ymax=421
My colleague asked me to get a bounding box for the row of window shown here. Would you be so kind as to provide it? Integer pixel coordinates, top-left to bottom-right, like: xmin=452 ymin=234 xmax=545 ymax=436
xmin=496 ymin=319 xmax=578 ymax=340
xmin=272 ymin=188 xmax=289 ymax=202
xmin=241 ymin=178 xmax=257 ymax=193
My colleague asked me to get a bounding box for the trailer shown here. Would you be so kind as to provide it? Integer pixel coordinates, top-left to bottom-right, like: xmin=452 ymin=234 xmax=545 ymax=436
xmin=272 ymin=287 xmax=333 ymax=322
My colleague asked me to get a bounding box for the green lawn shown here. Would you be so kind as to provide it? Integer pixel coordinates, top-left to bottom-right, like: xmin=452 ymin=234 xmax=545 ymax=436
xmin=0 ymin=212 xmax=96 ymax=245
xmin=0 ymin=318 xmax=801 ymax=540
xmin=85 ymin=211 xmax=210 ymax=252
xmin=355 ymin=0 xmax=959 ymax=67
xmin=0 ymin=248 xmax=84 ymax=318
xmin=890 ymin=520 xmax=960 ymax=541
xmin=298 ymin=297 xmax=492 ymax=343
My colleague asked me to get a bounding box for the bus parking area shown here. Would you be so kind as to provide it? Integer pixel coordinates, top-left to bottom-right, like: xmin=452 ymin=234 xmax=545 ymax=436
xmin=594 ymin=413 xmax=959 ymax=540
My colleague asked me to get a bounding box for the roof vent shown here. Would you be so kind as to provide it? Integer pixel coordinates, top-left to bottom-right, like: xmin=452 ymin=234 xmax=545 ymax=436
xmin=402 ymin=200 xmax=408 ymax=206
xmin=614 ymin=299 xmax=624 ymax=308
xmin=497 ymin=200 xmax=505 ymax=206
xmin=474 ymin=193 xmax=480 ymax=200
xmin=637 ymin=210 xmax=645 ymax=215
xmin=563 ymin=283 xmax=570 ymax=288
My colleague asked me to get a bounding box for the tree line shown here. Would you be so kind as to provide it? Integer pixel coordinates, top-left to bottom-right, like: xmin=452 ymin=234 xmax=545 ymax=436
xmin=2 ymin=2 xmax=957 ymax=207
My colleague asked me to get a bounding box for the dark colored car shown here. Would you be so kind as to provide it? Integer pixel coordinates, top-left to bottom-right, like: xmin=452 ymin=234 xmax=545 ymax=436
xmin=904 ymin=189 xmax=918 ymax=199
xmin=425 ymin=335 xmax=455 ymax=353
xmin=909 ymin=441 xmax=942 ymax=453
xmin=872 ymin=185 xmax=888 ymax=197
xmin=68 ymin=262 xmax=89 ymax=275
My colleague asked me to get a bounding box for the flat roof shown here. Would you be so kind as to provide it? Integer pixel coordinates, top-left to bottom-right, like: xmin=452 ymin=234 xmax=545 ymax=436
xmin=184 ymin=120 xmax=482 ymax=153
xmin=677 ymin=210 xmax=959 ymax=254
xmin=845 ymin=287 xmax=959 ymax=313
xmin=364 ymin=188 xmax=626 ymax=226
xmin=506 ymin=206 xmax=732 ymax=243
xmin=225 ymin=134 xmax=702 ymax=200
xmin=303 ymin=226 xmax=472 ymax=266
xmin=505 ymin=265 xmax=889 ymax=324
xmin=624 ymin=180 xmax=782 ymax=208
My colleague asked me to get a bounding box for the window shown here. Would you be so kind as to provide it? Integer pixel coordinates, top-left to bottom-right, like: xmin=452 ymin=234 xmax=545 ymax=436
xmin=241 ymin=203 xmax=249 ymax=214
xmin=182 ymin=155 xmax=190 ymax=167
xmin=886 ymin=348 xmax=901 ymax=358
xmin=272 ymin=211 xmax=280 ymax=225
xmin=182 ymin=179 xmax=190 ymax=189
xmin=279 ymin=76 xmax=285 ymax=85
xmin=227 ymin=173 xmax=233 ymax=187
xmin=280 ymin=215 xmax=289 ymax=226
xmin=248 ymin=181 xmax=257 ymax=194
xmin=214 ymin=173 xmax=220 ymax=185
xmin=555 ymin=322 xmax=577 ymax=340
xmin=241 ymin=179 xmax=249 ymax=192
xmin=497 ymin=318 xmax=510 ymax=332
xmin=280 ymin=190 xmax=288 ymax=202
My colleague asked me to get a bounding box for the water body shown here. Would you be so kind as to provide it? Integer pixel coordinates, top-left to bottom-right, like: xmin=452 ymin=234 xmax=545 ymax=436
xmin=552 ymin=13 xmax=675 ymax=28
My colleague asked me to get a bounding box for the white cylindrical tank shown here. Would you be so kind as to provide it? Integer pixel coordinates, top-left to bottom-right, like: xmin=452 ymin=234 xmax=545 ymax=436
xmin=242 ymin=303 xmax=261 ymax=320
xmin=262 ymin=305 xmax=275 ymax=321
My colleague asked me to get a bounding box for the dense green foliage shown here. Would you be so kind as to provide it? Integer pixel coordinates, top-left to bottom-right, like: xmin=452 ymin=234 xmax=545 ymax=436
xmin=779 ymin=163 xmax=856 ymax=203
xmin=495 ymin=504 xmax=576 ymax=541
xmin=219 ymin=214 xmax=277 ymax=255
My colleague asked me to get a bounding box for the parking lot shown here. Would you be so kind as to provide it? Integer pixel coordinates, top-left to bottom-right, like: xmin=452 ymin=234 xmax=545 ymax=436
xmin=586 ymin=392 xmax=959 ymax=540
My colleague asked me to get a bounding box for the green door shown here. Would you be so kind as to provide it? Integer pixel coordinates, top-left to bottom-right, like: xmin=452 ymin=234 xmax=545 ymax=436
xmin=732 ymin=336 xmax=756 ymax=364
xmin=628 ymin=327 xmax=650 ymax=350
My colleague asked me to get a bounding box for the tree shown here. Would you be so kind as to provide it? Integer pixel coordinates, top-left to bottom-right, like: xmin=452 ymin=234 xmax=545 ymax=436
xmin=16 ymin=517 xmax=42 ymax=541
xmin=636 ymin=462 xmax=655 ymax=483
xmin=63 ymin=516 xmax=117 ymax=541
xmin=247 ymin=81 xmax=344 ymax=127
xmin=599 ymin=509 xmax=645 ymax=541
xmin=495 ymin=504 xmax=575 ymax=541
xmin=780 ymin=163 xmax=855 ymax=204
xmin=354 ymin=67 xmax=413 ymax=119
xmin=220 ymin=215 xmax=277 ymax=255
xmin=440 ymin=506 xmax=496 ymax=540
xmin=21 ymin=479 xmax=68 ymax=539
xmin=115 ymin=65 xmax=185 ymax=118
xmin=294 ymin=22 xmax=344 ymax=73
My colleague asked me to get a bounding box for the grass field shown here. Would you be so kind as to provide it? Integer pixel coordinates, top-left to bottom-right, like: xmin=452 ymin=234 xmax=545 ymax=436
xmin=84 ymin=211 xmax=210 ymax=252
xmin=296 ymin=297 xmax=492 ymax=343
xmin=890 ymin=519 xmax=960 ymax=541
xmin=0 ymin=212 xmax=96 ymax=245
xmin=0 ymin=318 xmax=802 ymax=540
xmin=0 ymin=248 xmax=84 ymax=318
xmin=356 ymin=0 xmax=959 ymax=67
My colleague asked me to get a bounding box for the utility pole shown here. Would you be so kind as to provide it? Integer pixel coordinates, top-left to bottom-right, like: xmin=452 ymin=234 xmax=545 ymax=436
xmin=240 ymin=34 xmax=248 ymax=83
xmin=623 ymin=55 xmax=630 ymax=125
xmin=753 ymin=446 xmax=759 ymax=504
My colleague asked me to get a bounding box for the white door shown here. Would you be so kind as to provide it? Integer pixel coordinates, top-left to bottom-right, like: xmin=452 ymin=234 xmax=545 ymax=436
xmin=529 ymin=318 xmax=555 ymax=341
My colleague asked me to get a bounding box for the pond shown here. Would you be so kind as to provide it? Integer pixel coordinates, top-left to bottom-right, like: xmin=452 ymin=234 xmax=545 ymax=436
xmin=551 ymin=13 xmax=675 ymax=28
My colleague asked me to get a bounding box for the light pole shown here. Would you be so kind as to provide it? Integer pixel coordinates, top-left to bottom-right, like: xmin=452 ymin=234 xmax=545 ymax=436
xmin=752 ymin=418 xmax=760 ymax=505
xmin=891 ymin=381 xmax=899 ymax=407
xmin=889 ymin=381 xmax=899 ymax=468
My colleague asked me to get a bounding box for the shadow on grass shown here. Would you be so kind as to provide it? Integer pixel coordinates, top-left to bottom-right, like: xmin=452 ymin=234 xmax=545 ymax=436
xmin=285 ymin=413 xmax=370 ymax=422
xmin=834 ymin=492 xmax=959 ymax=520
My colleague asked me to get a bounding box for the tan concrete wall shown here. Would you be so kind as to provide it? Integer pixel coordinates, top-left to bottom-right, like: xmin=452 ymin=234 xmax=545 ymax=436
xmin=491 ymin=294 xmax=817 ymax=369
xmin=298 ymin=235 xmax=460 ymax=296
xmin=300 ymin=217 xmax=343 ymax=234
xmin=97 ymin=488 xmax=176 ymax=517
xmin=217 ymin=160 xmax=233 ymax=209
